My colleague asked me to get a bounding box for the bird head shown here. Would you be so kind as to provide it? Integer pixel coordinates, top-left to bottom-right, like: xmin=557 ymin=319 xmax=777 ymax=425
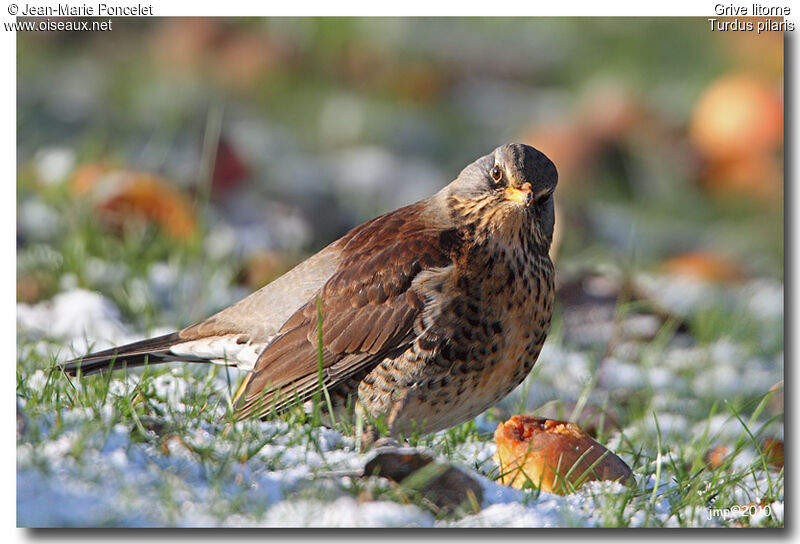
xmin=444 ymin=143 xmax=558 ymax=247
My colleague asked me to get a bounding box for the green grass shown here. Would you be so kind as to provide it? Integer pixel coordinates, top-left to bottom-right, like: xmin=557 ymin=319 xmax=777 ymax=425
xmin=17 ymin=315 xmax=784 ymax=527
xmin=15 ymin=15 xmax=784 ymax=528
xmin=16 ymin=205 xmax=784 ymax=526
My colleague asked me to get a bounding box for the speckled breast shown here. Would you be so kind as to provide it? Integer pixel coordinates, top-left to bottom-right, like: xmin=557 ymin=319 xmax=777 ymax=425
xmin=362 ymin=235 xmax=555 ymax=436
xmin=426 ymin=246 xmax=553 ymax=433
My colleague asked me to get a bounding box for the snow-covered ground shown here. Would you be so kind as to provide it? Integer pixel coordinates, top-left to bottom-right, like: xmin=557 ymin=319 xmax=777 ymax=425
xmin=16 ymin=273 xmax=784 ymax=527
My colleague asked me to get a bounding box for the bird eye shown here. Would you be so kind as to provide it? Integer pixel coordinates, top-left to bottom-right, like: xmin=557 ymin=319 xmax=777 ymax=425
xmin=490 ymin=165 xmax=503 ymax=185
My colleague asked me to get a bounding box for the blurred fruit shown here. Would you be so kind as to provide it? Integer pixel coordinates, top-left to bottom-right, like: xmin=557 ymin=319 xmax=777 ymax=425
xmin=704 ymin=445 xmax=729 ymax=470
xmin=660 ymin=251 xmax=747 ymax=284
xmin=689 ymin=74 xmax=783 ymax=160
xmin=70 ymin=164 xmax=197 ymax=241
xmin=535 ymin=401 xmax=621 ymax=439
xmin=494 ymin=415 xmax=631 ymax=494
xmin=702 ymin=154 xmax=782 ymax=200
xmin=100 ymin=175 xmax=196 ymax=240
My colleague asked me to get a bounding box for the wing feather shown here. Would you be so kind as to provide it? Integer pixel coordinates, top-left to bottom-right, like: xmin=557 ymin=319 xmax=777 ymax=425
xmin=237 ymin=201 xmax=461 ymax=419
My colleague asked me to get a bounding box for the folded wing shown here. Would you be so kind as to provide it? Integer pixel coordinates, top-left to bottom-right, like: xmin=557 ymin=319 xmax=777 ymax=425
xmin=237 ymin=201 xmax=461 ymax=419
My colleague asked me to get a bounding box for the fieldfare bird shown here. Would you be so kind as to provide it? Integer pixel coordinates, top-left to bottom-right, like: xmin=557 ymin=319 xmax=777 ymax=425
xmin=60 ymin=143 xmax=558 ymax=443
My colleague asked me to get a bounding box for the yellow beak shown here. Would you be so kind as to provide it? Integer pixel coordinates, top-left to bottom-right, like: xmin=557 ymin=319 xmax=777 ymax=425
xmin=505 ymin=182 xmax=534 ymax=207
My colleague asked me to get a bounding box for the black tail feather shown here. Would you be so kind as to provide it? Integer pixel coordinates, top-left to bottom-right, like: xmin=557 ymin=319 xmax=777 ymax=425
xmin=58 ymin=332 xmax=201 ymax=376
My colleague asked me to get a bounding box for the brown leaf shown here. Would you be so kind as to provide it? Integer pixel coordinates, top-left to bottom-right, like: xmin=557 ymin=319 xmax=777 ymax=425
xmin=761 ymin=439 xmax=784 ymax=469
xmin=364 ymin=449 xmax=483 ymax=515
xmin=364 ymin=450 xmax=435 ymax=483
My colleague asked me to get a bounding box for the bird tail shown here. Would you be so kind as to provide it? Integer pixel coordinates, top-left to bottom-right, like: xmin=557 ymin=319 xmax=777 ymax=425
xmin=58 ymin=332 xmax=205 ymax=376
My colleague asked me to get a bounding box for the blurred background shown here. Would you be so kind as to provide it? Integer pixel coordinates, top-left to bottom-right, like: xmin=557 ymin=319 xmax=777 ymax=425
xmin=16 ymin=16 xmax=783 ymax=345
xmin=16 ymin=21 xmax=786 ymax=525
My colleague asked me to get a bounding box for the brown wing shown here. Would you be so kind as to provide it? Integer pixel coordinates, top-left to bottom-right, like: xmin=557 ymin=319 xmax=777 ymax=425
xmin=237 ymin=201 xmax=462 ymax=419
